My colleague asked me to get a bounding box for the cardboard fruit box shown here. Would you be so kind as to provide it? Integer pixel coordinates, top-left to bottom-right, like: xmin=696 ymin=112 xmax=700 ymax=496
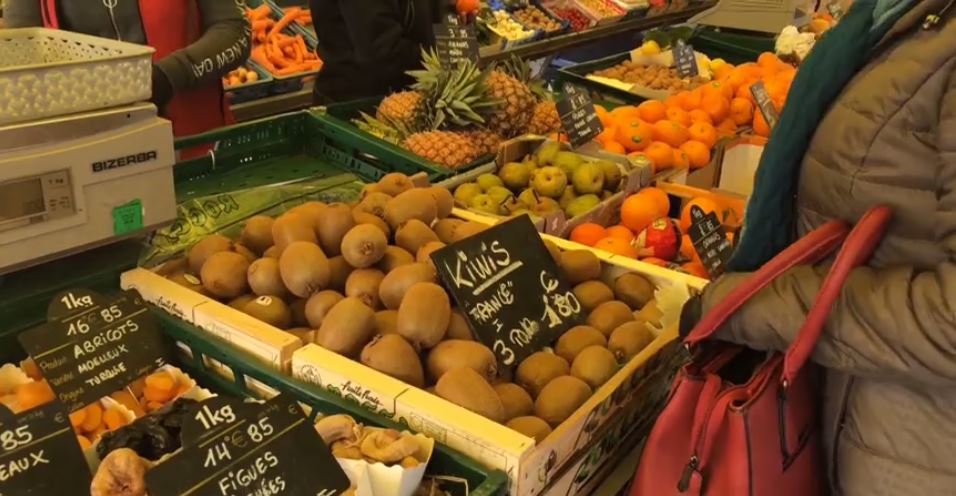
xmin=119 ymin=225 xmax=695 ymax=496
xmin=438 ymin=136 xmax=654 ymax=238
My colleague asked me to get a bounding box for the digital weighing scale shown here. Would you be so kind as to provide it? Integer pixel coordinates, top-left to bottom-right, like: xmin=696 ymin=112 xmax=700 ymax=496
xmin=0 ymin=102 xmax=177 ymax=275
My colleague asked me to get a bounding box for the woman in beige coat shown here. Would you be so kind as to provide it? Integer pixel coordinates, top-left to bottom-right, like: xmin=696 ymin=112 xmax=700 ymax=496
xmin=693 ymin=0 xmax=956 ymax=494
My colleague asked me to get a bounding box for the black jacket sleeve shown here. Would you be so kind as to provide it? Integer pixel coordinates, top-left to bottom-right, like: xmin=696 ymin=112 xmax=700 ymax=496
xmin=338 ymin=0 xmax=423 ymax=89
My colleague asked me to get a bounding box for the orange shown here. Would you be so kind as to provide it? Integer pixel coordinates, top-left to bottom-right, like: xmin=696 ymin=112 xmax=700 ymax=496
xmin=680 ymin=140 xmax=712 ymax=169
xmin=680 ymin=197 xmax=724 ymax=233
xmin=727 ymin=67 xmax=750 ymax=91
xmin=702 ymin=80 xmax=734 ymax=101
xmin=616 ymin=118 xmax=654 ymax=152
xmin=757 ymin=52 xmax=780 ymax=69
xmin=641 ymin=257 xmax=669 ymax=267
xmin=665 ymin=107 xmax=692 ymax=127
xmin=594 ymin=237 xmax=639 ymax=258
xmin=644 ymin=141 xmax=675 ymax=171
xmin=717 ymin=118 xmax=738 ymax=137
xmin=651 ymin=120 xmax=690 ymax=147
xmin=610 ymin=106 xmax=641 ymax=125
xmin=672 ymin=149 xmax=691 ymax=169
xmin=595 ymin=104 xmax=613 ymax=127
xmin=606 ymin=225 xmax=635 ymax=243
xmin=735 ymin=81 xmax=756 ymax=103
xmin=570 ymin=223 xmax=608 ymax=247
xmin=628 ymin=151 xmax=652 ymax=169
xmin=596 ymin=124 xmax=618 ymax=145
xmin=620 ymin=193 xmax=661 ymax=233
xmin=682 ymin=262 xmax=710 ymax=279
xmin=753 ymin=111 xmax=771 ymax=137
xmin=700 ymin=95 xmax=730 ymax=124
xmin=688 ymin=121 xmax=718 ymax=148
xmin=604 ymin=140 xmax=626 ymax=154
xmin=713 ymin=63 xmax=734 ymax=80
xmin=680 ymin=234 xmax=702 ymax=264
xmin=636 ymin=187 xmax=670 ymax=217
xmin=664 ymin=93 xmax=685 ymax=110
xmin=637 ymin=100 xmax=668 ymax=123
xmin=730 ymin=98 xmax=754 ymax=126
xmin=680 ymin=89 xmax=703 ymax=111
xmin=688 ymin=109 xmax=713 ymax=125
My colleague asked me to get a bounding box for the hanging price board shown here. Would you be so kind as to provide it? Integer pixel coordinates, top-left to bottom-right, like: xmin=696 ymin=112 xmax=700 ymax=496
xmin=750 ymin=81 xmax=780 ymax=130
xmin=673 ymin=40 xmax=699 ymax=78
xmin=434 ymin=14 xmax=479 ymax=68
xmin=430 ymin=215 xmax=585 ymax=371
xmin=688 ymin=206 xmax=734 ymax=278
xmin=556 ymin=83 xmax=604 ymax=148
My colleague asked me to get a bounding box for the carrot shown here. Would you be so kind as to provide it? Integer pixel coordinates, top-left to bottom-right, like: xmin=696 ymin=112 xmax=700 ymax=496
xmin=251 ymin=19 xmax=273 ymax=32
xmin=269 ymin=7 xmax=301 ymax=38
xmin=293 ymin=35 xmax=305 ymax=63
xmin=248 ymin=4 xmax=271 ymax=20
xmin=277 ymin=36 xmax=296 ymax=48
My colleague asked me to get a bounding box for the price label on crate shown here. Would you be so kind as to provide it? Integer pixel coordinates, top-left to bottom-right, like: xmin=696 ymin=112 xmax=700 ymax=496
xmin=434 ymin=14 xmax=479 ymax=68
xmin=557 ymin=83 xmax=604 ymax=148
xmin=0 ymin=400 xmax=92 ymax=495
xmin=688 ymin=206 xmax=734 ymax=278
xmin=18 ymin=289 xmax=171 ymax=412
xmin=146 ymin=394 xmax=350 ymax=496
xmin=430 ymin=215 xmax=585 ymax=372
xmin=673 ymin=40 xmax=699 ymax=78
xmin=750 ymin=81 xmax=780 ymax=130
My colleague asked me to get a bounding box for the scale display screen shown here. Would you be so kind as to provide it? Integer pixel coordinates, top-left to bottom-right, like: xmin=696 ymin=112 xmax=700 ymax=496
xmin=0 ymin=178 xmax=45 ymax=221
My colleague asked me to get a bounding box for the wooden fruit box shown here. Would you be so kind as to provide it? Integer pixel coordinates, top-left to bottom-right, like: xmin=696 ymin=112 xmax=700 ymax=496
xmin=120 ymin=232 xmax=694 ymax=496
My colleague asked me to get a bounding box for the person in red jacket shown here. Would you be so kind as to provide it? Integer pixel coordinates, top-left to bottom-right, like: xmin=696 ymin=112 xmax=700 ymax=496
xmin=4 ymin=0 xmax=250 ymax=139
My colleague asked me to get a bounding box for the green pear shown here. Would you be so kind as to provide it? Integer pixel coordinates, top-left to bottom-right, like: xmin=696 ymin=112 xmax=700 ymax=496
xmin=454 ymin=183 xmax=483 ymax=206
xmin=531 ymin=166 xmax=568 ymax=199
xmin=487 ymin=186 xmax=515 ymax=207
xmin=498 ymin=162 xmax=532 ymax=191
xmin=518 ymin=188 xmax=539 ymax=208
xmin=476 ymin=173 xmax=504 ymax=192
xmin=559 ymin=187 xmax=578 ymax=210
xmin=469 ymin=194 xmax=499 ymax=214
xmin=572 ymin=162 xmax=605 ymax=195
xmin=531 ymin=197 xmax=562 ymax=216
xmin=554 ymin=151 xmax=584 ymax=176
xmin=565 ymin=194 xmax=602 ymax=218
xmin=536 ymin=141 xmax=562 ymax=166
xmin=522 ymin=155 xmax=538 ymax=169
xmin=596 ymin=160 xmax=622 ymax=192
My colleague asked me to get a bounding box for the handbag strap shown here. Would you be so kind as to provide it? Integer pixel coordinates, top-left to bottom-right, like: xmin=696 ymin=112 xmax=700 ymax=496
xmin=781 ymin=205 xmax=891 ymax=385
xmin=684 ymin=219 xmax=850 ymax=346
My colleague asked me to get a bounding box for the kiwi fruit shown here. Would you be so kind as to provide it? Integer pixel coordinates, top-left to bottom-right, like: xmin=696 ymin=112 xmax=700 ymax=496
xmin=384 ymin=189 xmax=438 ymax=230
xmin=559 ymin=250 xmax=602 ymax=284
xmin=168 ymin=272 xmax=208 ymax=296
xmin=426 ymin=340 xmax=497 ymax=383
xmin=355 ymin=192 xmax=392 ymax=220
xmin=433 ymin=218 xmax=464 ymax=244
xmin=608 ymin=322 xmax=656 ymax=362
xmin=271 ymin=213 xmax=318 ymax=253
xmin=451 ymin=221 xmax=489 ymax=242
xmin=279 ymin=241 xmax=331 ymax=298
xmin=494 ymin=383 xmax=534 ymax=421
xmin=188 ymin=235 xmax=233 ymax=274
xmin=288 ymin=201 xmax=326 ymax=228
xmin=325 ymin=255 xmax=354 ymax=292
xmin=416 ymin=241 xmax=445 ymax=266
xmin=395 ymin=219 xmax=440 ymax=255
xmin=247 ymin=258 xmax=289 ymax=298
xmin=240 ymin=296 xmax=293 ymax=329
xmin=285 ymin=327 xmax=315 ymax=345
xmin=573 ymin=281 xmax=614 ymax=312
xmin=506 ymin=416 xmax=552 ymax=443
xmin=542 ymin=239 xmax=562 ymax=263
xmin=570 ymin=346 xmax=618 ymax=389
xmin=428 ymin=186 xmax=454 ymax=218
xmin=374 ymin=310 xmax=399 ymax=335
xmin=233 ymin=244 xmax=257 ymax=263
xmin=434 ymin=367 xmax=505 ymax=423
xmin=228 ymin=294 xmax=256 ymax=310
xmin=340 ymin=224 xmax=388 ymax=268
xmin=304 ymin=290 xmax=344 ymax=328
xmin=634 ymin=300 xmax=664 ymax=328
xmin=554 ymin=325 xmax=607 ymax=363
xmin=614 ymin=273 xmax=655 ymax=309
xmin=315 ymin=203 xmax=356 ymax=256
xmin=351 ymin=211 xmax=391 ymax=238
xmin=445 ymin=309 xmax=473 ymax=340
xmin=360 ymin=334 xmax=425 ymax=388
xmin=289 ymin=298 xmax=309 ymax=327
xmin=315 ymin=297 xmax=376 ymax=357
xmin=378 ymin=262 xmax=437 ymax=310
xmin=396 ymin=282 xmax=450 ymax=349
xmin=534 ymin=376 xmax=592 ymax=427
xmin=515 ymin=352 xmax=570 ymax=398
xmin=587 ymin=300 xmax=635 ymax=336
xmin=345 ymin=269 xmax=385 ymax=309
xmin=377 ymin=172 xmax=414 ymax=196
xmin=263 ymin=246 xmax=280 ymax=259
xmin=377 ymin=246 xmax=415 ymax=273
xmin=200 ymin=251 xmax=250 ymax=299
xmin=240 ymin=216 xmax=275 ymax=255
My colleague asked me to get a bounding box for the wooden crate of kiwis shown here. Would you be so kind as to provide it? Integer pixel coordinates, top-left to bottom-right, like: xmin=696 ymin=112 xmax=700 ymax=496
xmin=120 ymin=172 xmax=698 ymax=495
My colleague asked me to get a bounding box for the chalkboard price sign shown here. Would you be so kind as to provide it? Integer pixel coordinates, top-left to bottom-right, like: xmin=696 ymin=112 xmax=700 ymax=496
xmin=688 ymin=206 xmax=734 ymax=278
xmin=430 ymin=215 xmax=585 ymax=370
xmin=750 ymin=81 xmax=780 ymax=129
xmin=0 ymin=401 xmax=92 ymax=495
xmin=18 ymin=289 xmax=170 ymax=413
xmin=673 ymin=40 xmax=699 ymax=78
xmin=434 ymin=14 xmax=479 ymax=68
xmin=557 ymin=83 xmax=604 ymax=148
xmin=146 ymin=394 xmax=351 ymax=496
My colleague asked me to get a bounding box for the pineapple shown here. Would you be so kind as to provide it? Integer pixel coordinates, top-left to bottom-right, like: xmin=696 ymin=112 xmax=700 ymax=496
xmin=376 ymin=91 xmax=422 ymax=129
xmin=463 ymin=128 xmax=504 ymax=156
xmin=404 ymin=131 xmax=482 ymax=169
xmin=485 ymin=69 xmax=535 ymax=138
xmin=527 ymin=100 xmax=562 ymax=135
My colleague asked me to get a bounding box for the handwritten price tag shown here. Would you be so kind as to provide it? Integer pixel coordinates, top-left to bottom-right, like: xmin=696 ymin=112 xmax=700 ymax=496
xmin=557 ymin=83 xmax=604 ymax=148
xmin=688 ymin=206 xmax=734 ymax=278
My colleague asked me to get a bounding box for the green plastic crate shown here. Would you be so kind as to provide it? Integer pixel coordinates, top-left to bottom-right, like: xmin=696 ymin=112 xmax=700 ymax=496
xmin=311 ymin=97 xmax=493 ymax=182
xmin=158 ymin=309 xmax=508 ymax=496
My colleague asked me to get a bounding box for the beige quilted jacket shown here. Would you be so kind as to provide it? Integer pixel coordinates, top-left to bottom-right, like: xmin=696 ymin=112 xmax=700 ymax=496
xmin=701 ymin=2 xmax=956 ymax=495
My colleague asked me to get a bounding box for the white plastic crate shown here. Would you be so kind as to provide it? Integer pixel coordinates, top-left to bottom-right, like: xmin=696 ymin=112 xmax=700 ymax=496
xmin=0 ymin=28 xmax=155 ymax=126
